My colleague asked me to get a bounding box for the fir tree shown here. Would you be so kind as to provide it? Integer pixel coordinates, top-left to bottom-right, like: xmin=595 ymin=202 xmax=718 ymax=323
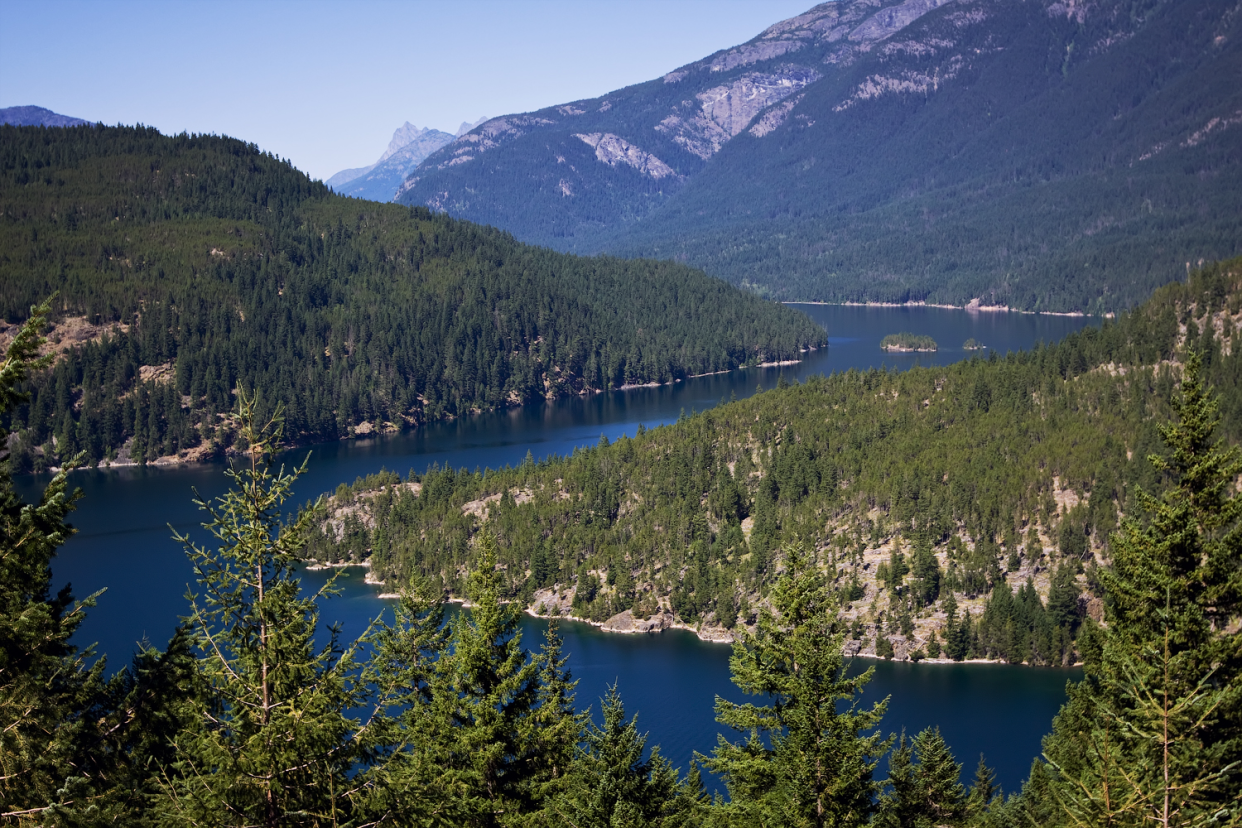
xmin=436 ymin=532 xmax=543 ymax=826
xmin=1034 ymin=352 xmax=1242 ymax=825
xmin=548 ymin=684 xmax=679 ymax=828
xmin=359 ymin=578 xmax=465 ymax=827
xmin=0 ymin=300 xmax=105 ymax=823
xmin=154 ymin=392 xmax=373 ymax=827
xmin=2 ymin=302 xmax=201 ymax=825
xmin=875 ymin=727 xmax=965 ymax=828
xmin=703 ymin=541 xmax=890 ymax=826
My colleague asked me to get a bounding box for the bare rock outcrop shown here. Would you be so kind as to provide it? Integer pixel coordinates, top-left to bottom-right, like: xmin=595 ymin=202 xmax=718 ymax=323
xmin=601 ymin=609 xmax=676 ymax=634
xmin=657 ymin=66 xmax=822 ymax=159
xmin=573 ymin=133 xmax=678 ymax=180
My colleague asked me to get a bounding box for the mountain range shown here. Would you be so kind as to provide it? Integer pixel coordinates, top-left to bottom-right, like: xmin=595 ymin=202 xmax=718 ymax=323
xmin=395 ymin=0 xmax=1242 ymax=313
xmin=0 ymin=105 xmax=87 ymax=127
xmin=326 ymin=117 xmax=487 ymax=202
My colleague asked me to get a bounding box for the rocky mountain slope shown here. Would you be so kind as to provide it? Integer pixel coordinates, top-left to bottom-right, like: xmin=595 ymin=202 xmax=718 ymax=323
xmin=0 ymin=105 xmax=87 ymax=127
xmin=396 ymin=0 xmax=1242 ymax=313
xmin=326 ymin=122 xmax=457 ymax=201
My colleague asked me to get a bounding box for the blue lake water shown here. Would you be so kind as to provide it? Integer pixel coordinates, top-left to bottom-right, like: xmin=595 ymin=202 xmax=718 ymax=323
xmin=17 ymin=303 xmax=1094 ymax=794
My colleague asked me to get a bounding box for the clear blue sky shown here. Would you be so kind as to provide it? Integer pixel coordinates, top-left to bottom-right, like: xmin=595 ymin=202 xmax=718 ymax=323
xmin=0 ymin=0 xmax=816 ymax=181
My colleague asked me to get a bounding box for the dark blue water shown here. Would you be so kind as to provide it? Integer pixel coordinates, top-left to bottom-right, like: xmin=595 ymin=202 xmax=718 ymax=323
xmin=17 ymin=304 xmax=1092 ymax=794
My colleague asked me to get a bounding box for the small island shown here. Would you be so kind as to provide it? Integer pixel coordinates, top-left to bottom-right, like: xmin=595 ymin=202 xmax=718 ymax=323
xmin=963 ymin=338 xmax=985 ymax=350
xmin=880 ymin=332 xmax=938 ymax=352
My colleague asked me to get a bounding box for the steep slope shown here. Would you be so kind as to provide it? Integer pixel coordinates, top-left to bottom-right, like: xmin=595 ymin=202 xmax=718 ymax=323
xmin=0 ymin=105 xmax=88 ymax=127
xmin=327 ymin=122 xmax=455 ymax=201
xmin=396 ymin=0 xmax=1242 ymax=313
xmin=308 ymin=257 xmax=1242 ymax=661
xmin=0 ymin=125 xmax=824 ymax=471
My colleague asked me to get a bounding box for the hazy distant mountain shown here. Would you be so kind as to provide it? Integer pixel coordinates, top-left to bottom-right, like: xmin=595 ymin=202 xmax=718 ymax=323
xmin=0 ymin=105 xmax=87 ymax=127
xmin=456 ymin=117 xmax=489 ymax=137
xmin=396 ymin=0 xmax=1242 ymax=313
xmin=327 ymin=120 xmax=487 ymax=202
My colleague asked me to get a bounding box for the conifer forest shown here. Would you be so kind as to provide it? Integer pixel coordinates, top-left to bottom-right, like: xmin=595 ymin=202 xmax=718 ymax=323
xmin=1 ymin=64 xmax=1241 ymax=827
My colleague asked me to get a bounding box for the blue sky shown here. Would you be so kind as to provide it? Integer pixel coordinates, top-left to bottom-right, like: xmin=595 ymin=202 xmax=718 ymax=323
xmin=0 ymin=0 xmax=816 ymax=181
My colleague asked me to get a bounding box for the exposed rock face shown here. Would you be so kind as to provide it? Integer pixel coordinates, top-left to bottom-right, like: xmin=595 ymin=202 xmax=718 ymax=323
xmin=380 ymin=122 xmax=430 ymax=163
xmin=600 ymin=609 xmax=675 ymax=634
xmin=529 ymin=587 xmax=576 ymax=617
xmin=748 ymin=94 xmax=804 ymax=137
xmin=328 ymin=120 xmax=484 ymax=200
xmin=456 ymin=116 xmax=489 ymax=137
xmin=398 ymin=0 xmax=971 ymax=216
xmin=574 ymin=133 xmax=677 ymax=180
xmin=0 ymin=105 xmax=87 ymax=127
xmin=657 ymin=66 xmax=822 ymax=159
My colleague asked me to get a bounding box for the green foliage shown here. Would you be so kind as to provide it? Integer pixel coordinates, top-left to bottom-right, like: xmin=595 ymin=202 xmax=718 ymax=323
xmin=1 ymin=303 xmax=198 ymax=826
xmin=548 ymin=684 xmax=682 ymax=828
xmin=300 ymin=258 xmax=1242 ymax=645
xmin=155 ymin=393 xmax=372 ymax=827
xmin=876 ymin=728 xmax=966 ymax=828
xmin=1028 ymin=352 xmax=1242 ymax=826
xmin=880 ymin=333 xmax=937 ymax=353
xmin=702 ymin=541 xmax=890 ymax=826
xmin=0 ymin=124 xmax=824 ymax=471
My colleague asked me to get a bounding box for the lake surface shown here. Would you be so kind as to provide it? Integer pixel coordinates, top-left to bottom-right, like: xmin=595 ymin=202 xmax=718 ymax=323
xmin=18 ymin=304 xmax=1094 ymax=794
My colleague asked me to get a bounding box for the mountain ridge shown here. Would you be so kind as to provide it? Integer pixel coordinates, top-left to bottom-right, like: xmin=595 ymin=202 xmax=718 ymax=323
xmin=0 ymin=124 xmax=825 ymax=471
xmin=395 ymin=0 xmax=1242 ymax=314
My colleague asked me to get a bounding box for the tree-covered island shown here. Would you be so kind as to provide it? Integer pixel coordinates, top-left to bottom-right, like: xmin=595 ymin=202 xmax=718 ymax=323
xmin=880 ymin=332 xmax=938 ymax=352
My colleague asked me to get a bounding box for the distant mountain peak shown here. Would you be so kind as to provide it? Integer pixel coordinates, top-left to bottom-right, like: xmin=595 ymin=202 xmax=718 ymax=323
xmin=456 ymin=117 xmax=490 ymax=137
xmin=378 ymin=122 xmax=428 ymax=163
xmin=0 ymin=105 xmax=88 ymax=127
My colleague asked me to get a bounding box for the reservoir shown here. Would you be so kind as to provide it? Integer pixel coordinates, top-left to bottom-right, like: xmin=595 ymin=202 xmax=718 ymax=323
xmin=19 ymin=303 xmax=1095 ymax=794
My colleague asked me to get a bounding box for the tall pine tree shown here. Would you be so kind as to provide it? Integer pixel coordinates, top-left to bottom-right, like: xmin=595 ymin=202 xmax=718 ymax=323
xmin=1033 ymin=352 xmax=1242 ymax=826
xmin=154 ymin=392 xmax=373 ymax=827
xmin=703 ymin=540 xmax=890 ymax=826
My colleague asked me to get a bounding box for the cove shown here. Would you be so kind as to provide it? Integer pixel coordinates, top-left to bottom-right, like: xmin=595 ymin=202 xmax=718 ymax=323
xmin=17 ymin=304 xmax=1095 ymax=794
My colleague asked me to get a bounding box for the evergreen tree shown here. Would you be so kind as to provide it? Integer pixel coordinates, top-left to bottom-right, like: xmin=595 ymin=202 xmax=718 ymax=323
xmin=1 ymin=302 xmax=201 ymax=825
xmin=1033 ymin=353 xmax=1242 ymax=825
xmin=436 ymin=532 xmax=543 ymax=826
xmin=154 ymin=392 xmax=372 ymax=827
xmin=548 ymin=684 xmax=679 ymax=828
xmin=359 ymin=578 xmax=465 ymax=827
xmin=523 ymin=623 xmax=585 ymax=813
xmin=703 ymin=541 xmax=890 ymax=826
xmin=0 ymin=300 xmax=104 ymax=822
xmin=964 ymin=756 xmax=999 ymax=822
xmin=875 ymin=727 xmax=966 ymax=828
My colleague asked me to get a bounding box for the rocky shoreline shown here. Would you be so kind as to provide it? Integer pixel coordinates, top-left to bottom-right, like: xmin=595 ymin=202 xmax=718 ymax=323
xmin=301 ymin=565 xmax=1065 ymax=664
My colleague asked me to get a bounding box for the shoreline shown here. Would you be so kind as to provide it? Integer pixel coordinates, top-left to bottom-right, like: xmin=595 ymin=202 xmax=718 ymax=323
xmin=34 ymin=351 xmax=817 ymax=476
xmin=301 ymin=563 xmax=1080 ymax=667
xmin=786 ymin=299 xmax=1111 ymax=319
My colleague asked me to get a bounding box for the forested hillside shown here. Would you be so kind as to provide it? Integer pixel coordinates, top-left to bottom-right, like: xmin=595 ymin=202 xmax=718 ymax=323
xmin=398 ymin=0 xmax=1242 ymax=312
xmin=308 ymin=257 xmax=1242 ymax=667
xmin=6 ymin=263 xmax=1240 ymax=825
xmin=0 ymin=125 xmax=824 ymax=472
